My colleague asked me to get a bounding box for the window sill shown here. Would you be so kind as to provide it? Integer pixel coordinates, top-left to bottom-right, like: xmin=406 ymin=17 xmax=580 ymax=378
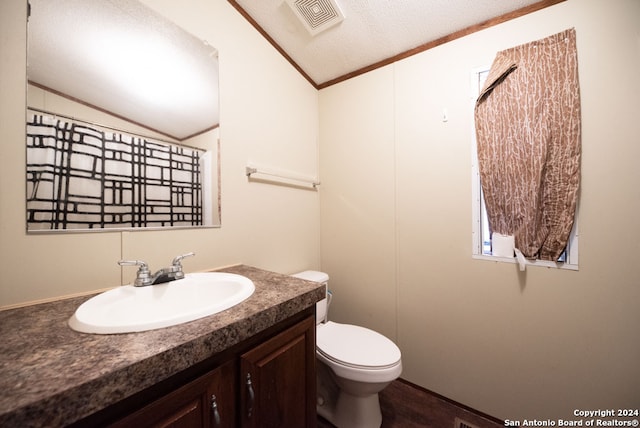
xmin=472 ymin=254 xmax=579 ymax=271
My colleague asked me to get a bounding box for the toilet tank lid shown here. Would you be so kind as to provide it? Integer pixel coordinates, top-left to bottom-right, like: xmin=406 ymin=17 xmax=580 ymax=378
xmin=291 ymin=270 xmax=329 ymax=283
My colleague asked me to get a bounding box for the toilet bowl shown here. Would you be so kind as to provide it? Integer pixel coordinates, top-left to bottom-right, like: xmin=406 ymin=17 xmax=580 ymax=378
xmin=292 ymin=271 xmax=402 ymax=428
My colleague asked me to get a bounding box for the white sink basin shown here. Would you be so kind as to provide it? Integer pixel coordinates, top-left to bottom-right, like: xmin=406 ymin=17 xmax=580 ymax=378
xmin=69 ymin=272 xmax=255 ymax=334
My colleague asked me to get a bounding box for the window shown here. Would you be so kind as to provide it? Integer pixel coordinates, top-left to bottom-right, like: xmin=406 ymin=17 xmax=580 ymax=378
xmin=470 ymin=68 xmax=579 ymax=270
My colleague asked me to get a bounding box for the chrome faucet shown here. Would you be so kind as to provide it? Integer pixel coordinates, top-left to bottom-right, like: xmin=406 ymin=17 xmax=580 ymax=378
xmin=118 ymin=252 xmax=195 ymax=287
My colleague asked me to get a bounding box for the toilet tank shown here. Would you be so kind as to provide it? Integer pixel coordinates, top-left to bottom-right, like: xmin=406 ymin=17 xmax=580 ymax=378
xmin=291 ymin=271 xmax=329 ymax=324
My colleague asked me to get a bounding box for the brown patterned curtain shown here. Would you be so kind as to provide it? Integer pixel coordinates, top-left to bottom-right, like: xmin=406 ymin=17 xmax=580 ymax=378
xmin=475 ymin=28 xmax=581 ymax=261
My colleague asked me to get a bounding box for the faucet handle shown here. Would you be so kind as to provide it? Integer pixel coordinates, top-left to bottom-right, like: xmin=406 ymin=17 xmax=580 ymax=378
xmin=169 ymin=252 xmax=195 ymax=281
xmin=171 ymin=252 xmax=195 ymax=267
xmin=118 ymin=259 xmax=152 ymax=286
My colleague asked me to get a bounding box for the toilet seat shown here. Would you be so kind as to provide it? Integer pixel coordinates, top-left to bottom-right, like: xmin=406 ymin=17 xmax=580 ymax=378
xmin=317 ymin=321 xmax=401 ymax=369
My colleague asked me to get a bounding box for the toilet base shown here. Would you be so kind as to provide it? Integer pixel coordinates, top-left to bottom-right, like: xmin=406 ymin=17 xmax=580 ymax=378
xmin=340 ymin=390 xmax=383 ymax=428
xmin=317 ymin=361 xmax=384 ymax=428
xmin=318 ymin=390 xmax=382 ymax=428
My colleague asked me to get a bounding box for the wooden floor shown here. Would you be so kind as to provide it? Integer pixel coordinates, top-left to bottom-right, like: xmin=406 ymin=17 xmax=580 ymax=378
xmin=317 ymin=379 xmax=504 ymax=428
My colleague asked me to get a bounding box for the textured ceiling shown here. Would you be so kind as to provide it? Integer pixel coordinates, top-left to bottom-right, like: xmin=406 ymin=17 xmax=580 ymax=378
xmin=231 ymin=0 xmax=558 ymax=87
xmin=26 ymin=0 xmax=561 ymax=138
xmin=28 ymin=0 xmax=219 ymax=141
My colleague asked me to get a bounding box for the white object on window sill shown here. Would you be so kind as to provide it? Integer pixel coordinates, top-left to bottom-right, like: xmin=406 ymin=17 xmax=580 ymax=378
xmin=492 ymin=233 xmax=515 ymax=257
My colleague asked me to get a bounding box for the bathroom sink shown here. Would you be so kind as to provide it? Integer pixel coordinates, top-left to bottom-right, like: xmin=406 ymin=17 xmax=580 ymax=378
xmin=68 ymin=272 xmax=255 ymax=334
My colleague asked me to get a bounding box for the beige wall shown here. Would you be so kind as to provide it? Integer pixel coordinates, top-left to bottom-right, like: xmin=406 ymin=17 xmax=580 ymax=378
xmin=3 ymin=0 xmax=639 ymax=421
xmin=320 ymin=0 xmax=640 ymax=421
xmin=0 ymin=0 xmax=320 ymax=307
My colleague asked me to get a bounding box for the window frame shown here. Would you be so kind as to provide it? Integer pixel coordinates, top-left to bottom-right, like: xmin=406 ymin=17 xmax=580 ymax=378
xmin=470 ymin=67 xmax=579 ymax=271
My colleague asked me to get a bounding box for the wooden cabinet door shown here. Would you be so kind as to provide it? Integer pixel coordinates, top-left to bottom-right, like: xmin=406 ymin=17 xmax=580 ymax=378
xmin=110 ymin=359 xmax=236 ymax=428
xmin=240 ymin=315 xmax=316 ymax=428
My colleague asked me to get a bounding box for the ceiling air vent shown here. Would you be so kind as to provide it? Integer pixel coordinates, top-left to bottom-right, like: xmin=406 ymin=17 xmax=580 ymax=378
xmin=285 ymin=0 xmax=345 ymax=36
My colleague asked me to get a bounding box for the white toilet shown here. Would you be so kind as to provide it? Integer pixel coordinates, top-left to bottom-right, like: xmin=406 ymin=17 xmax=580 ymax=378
xmin=292 ymin=271 xmax=402 ymax=428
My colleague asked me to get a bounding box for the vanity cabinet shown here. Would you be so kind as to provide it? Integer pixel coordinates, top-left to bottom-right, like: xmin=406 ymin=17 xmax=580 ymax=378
xmin=103 ymin=311 xmax=316 ymax=428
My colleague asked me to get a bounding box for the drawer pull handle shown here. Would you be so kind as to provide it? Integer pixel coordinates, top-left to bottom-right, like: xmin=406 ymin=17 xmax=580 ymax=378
xmin=246 ymin=373 xmax=255 ymax=418
xmin=211 ymin=394 xmax=221 ymax=426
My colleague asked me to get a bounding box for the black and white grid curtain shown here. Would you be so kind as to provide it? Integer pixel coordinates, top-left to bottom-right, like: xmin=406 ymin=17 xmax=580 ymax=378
xmin=26 ymin=111 xmax=206 ymax=230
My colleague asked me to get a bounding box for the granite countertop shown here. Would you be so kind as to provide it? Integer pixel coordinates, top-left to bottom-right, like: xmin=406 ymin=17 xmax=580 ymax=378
xmin=0 ymin=265 xmax=324 ymax=427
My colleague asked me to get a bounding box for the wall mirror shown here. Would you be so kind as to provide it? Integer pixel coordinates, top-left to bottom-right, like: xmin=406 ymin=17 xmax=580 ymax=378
xmin=26 ymin=0 xmax=220 ymax=232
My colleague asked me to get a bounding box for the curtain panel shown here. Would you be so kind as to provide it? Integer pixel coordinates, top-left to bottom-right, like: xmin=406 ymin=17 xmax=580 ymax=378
xmin=475 ymin=28 xmax=581 ymax=261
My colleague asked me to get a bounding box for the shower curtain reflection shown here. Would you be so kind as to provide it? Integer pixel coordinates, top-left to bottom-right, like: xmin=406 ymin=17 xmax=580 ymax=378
xmin=26 ymin=110 xmax=211 ymax=231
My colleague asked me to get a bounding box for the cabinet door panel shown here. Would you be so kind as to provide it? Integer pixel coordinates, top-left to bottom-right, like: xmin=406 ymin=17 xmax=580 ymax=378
xmin=207 ymin=359 xmax=237 ymax=428
xmin=240 ymin=315 xmax=316 ymax=428
xmin=110 ymin=359 xmax=236 ymax=428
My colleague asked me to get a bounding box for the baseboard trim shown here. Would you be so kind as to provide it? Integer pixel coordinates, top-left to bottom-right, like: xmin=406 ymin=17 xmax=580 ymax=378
xmin=396 ymin=378 xmax=504 ymax=426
